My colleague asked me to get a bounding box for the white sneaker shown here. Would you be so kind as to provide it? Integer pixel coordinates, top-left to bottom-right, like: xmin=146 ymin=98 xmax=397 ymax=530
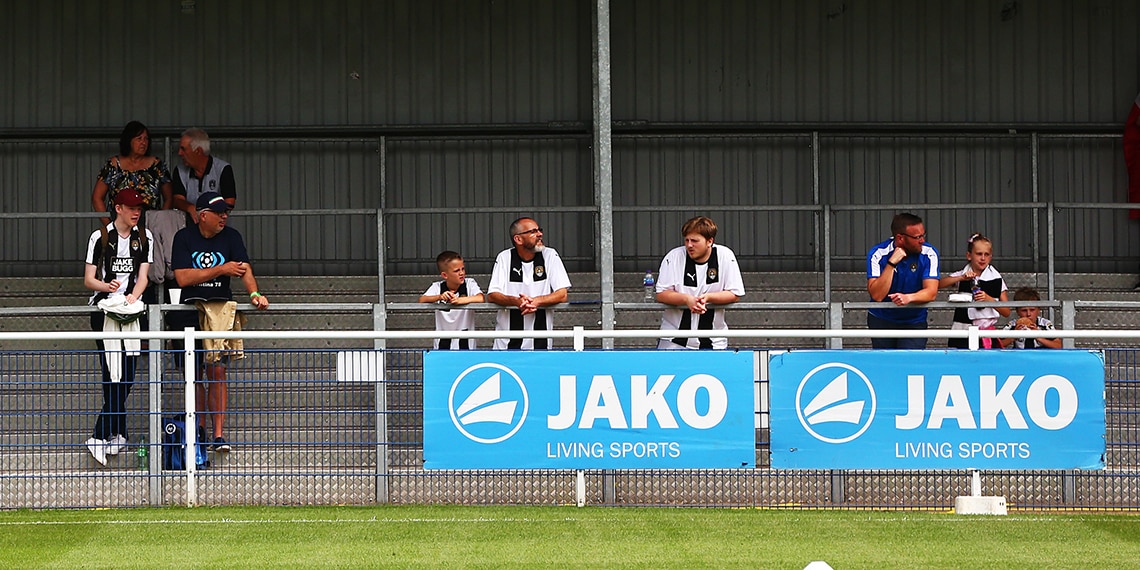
xmin=107 ymin=434 xmax=128 ymax=456
xmin=85 ymin=438 xmax=107 ymax=466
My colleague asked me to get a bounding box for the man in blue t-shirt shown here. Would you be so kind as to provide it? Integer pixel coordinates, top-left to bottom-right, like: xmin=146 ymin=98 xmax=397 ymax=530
xmin=866 ymin=212 xmax=940 ymax=349
xmin=171 ymin=192 xmax=270 ymax=452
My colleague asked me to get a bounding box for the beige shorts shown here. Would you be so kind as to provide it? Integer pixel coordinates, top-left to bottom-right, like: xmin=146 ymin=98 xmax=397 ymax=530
xmin=194 ymin=300 xmax=248 ymax=364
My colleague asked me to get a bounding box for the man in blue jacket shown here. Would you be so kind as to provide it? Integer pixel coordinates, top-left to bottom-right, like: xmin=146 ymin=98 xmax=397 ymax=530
xmin=866 ymin=212 xmax=940 ymax=349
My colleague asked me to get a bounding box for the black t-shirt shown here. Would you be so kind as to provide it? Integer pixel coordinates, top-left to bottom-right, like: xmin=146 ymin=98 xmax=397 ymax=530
xmin=170 ymin=225 xmax=250 ymax=302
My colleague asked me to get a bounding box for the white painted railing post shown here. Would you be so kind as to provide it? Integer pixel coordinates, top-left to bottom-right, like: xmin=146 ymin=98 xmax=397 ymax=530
xmin=184 ymin=327 xmax=197 ymax=507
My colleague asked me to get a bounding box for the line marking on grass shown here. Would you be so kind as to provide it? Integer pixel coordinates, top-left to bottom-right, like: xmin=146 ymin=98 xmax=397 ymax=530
xmin=0 ymin=517 xmax=610 ymax=526
xmin=0 ymin=514 xmax=1137 ymax=527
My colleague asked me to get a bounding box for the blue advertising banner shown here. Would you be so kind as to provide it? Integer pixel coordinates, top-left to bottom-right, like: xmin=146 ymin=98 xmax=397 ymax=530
xmin=770 ymin=350 xmax=1106 ymax=470
xmin=423 ymin=351 xmax=755 ymax=469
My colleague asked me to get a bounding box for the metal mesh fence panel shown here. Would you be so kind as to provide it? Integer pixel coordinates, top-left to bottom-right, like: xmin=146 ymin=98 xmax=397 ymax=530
xmin=1105 ymin=349 xmax=1140 ymax=470
xmin=2 ymin=345 xmax=1139 ymax=509
xmin=167 ymin=348 xmax=381 ymax=506
xmin=0 ymin=349 xmax=152 ymax=508
xmin=390 ymin=470 xmax=580 ymax=505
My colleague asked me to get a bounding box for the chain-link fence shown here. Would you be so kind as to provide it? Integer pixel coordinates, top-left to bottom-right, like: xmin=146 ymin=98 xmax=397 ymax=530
xmin=1 ymin=329 xmax=1137 ymax=510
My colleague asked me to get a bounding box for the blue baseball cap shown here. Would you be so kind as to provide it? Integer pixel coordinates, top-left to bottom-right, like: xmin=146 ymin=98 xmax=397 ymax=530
xmin=195 ymin=192 xmax=230 ymax=213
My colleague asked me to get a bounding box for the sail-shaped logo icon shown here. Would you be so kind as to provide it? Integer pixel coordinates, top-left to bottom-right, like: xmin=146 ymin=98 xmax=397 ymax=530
xmin=448 ymin=363 xmax=529 ymax=444
xmin=795 ymin=363 xmax=876 ymax=443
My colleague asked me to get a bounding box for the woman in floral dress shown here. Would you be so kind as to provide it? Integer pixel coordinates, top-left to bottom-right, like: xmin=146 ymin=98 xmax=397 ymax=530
xmin=91 ymin=120 xmax=173 ymax=224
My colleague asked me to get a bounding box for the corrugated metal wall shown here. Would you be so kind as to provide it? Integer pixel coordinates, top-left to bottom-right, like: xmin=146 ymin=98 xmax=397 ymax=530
xmin=822 ymin=135 xmax=1037 ymax=269
xmin=611 ymin=0 xmax=1139 ymax=123
xmin=385 ymin=137 xmax=594 ymax=274
xmin=613 ymin=135 xmax=817 ymax=271
xmin=1 ymin=0 xmax=588 ymax=127
xmin=1 ymin=1 xmax=1137 ymax=276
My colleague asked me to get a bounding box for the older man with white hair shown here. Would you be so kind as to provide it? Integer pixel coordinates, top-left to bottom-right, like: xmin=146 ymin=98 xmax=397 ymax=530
xmin=170 ymin=127 xmax=236 ymax=224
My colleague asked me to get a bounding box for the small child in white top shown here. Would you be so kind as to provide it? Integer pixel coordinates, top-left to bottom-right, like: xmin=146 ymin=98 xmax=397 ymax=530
xmin=418 ymin=250 xmax=485 ymax=350
xmin=1000 ymin=287 xmax=1061 ymax=349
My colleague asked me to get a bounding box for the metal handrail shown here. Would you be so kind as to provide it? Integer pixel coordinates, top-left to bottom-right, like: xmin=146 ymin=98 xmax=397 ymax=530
xmin=0 ymin=325 xmax=1121 ymax=343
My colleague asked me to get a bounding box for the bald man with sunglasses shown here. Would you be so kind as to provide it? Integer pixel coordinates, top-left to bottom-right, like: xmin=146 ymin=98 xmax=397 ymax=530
xmin=487 ymin=217 xmax=572 ymax=350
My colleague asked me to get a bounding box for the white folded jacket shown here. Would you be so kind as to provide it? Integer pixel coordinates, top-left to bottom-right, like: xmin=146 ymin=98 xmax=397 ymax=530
xmin=96 ymin=294 xmax=145 ymax=381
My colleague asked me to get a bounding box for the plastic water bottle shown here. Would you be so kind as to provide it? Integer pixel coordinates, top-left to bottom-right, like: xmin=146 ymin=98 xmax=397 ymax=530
xmin=971 ymin=278 xmax=982 ymax=297
xmin=642 ymin=270 xmax=656 ymax=302
xmin=136 ymin=436 xmax=148 ymax=470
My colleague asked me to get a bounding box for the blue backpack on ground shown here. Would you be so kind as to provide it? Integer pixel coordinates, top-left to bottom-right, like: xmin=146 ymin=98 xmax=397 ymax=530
xmin=162 ymin=416 xmax=209 ymax=470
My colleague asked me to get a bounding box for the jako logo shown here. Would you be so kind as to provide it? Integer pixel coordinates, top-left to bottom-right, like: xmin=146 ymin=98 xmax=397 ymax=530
xmin=448 ymin=363 xmax=529 ymax=444
xmin=795 ymin=363 xmax=877 ymax=444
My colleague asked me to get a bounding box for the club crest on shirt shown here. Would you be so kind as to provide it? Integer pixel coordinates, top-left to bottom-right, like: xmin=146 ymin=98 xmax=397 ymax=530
xmin=130 ymin=238 xmax=140 ymax=250
xmin=707 ymin=268 xmax=717 ymax=281
xmin=535 ymin=266 xmax=545 ymax=278
xmin=909 ymin=262 xmax=917 ymax=272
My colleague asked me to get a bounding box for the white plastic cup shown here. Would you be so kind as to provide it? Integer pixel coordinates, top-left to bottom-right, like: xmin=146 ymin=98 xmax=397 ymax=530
xmin=168 ymin=288 xmax=182 ymax=305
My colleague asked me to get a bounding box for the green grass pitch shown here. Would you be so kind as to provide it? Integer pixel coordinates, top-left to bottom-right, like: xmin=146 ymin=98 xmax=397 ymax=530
xmin=1 ymin=505 xmax=1138 ymax=569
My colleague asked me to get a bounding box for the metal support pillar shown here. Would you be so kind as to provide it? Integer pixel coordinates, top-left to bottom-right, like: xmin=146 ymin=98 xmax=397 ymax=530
xmin=812 ymin=132 xmax=822 ymax=273
xmin=1047 ymin=202 xmax=1056 ymax=307
xmin=1062 ymin=469 xmax=1077 ymax=504
xmin=375 ymin=137 xmax=390 ymax=503
xmin=1031 ymin=133 xmax=1040 ymax=275
xmin=827 ymin=302 xmax=844 ymax=349
xmin=146 ymin=305 xmax=164 ymax=505
xmin=373 ymin=303 xmax=389 ymax=504
xmin=1061 ymin=300 xmax=1076 ymax=349
xmin=822 ymin=203 xmax=831 ymax=304
xmin=595 ymin=0 xmax=617 ymax=504
xmin=593 ymin=0 xmax=615 ymax=349
xmin=830 ymin=470 xmax=845 ymax=504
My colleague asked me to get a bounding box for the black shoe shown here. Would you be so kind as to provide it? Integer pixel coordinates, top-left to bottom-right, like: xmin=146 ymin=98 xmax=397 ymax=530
xmin=213 ymin=437 xmax=231 ymax=453
xmin=197 ymin=426 xmax=207 ymax=445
